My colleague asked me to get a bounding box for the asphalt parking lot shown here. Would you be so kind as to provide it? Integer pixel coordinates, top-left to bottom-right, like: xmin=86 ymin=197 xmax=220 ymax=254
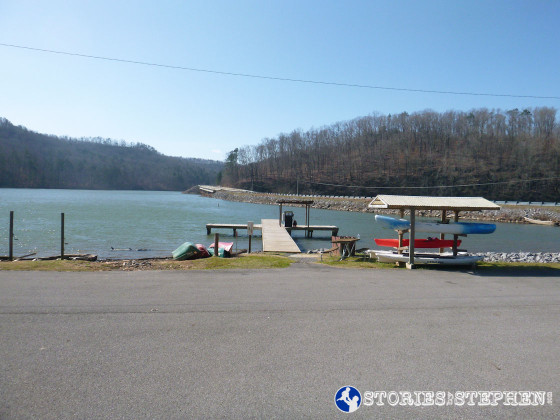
xmin=1 ymin=263 xmax=558 ymax=419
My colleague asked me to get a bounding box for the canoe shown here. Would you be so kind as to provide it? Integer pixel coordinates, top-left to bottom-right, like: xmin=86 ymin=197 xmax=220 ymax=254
xmin=375 ymin=215 xmax=496 ymax=234
xmin=523 ymin=217 xmax=557 ymax=226
xmin=373 ymin=250 xmax=483 ymax=266
xmin=172 ymin=242 xmax=201 ymax=260
xmin=374 ymin=238 xmax=461 ymax=249
xmin=195 ymin=244 xmax=211 ymax=258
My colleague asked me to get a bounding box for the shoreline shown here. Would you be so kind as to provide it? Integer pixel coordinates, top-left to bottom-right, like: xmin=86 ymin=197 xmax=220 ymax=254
xmin=2 ymin=252 xmax=560 ymax=269
xmin=196 ymin=187 xmax=560 ymax=224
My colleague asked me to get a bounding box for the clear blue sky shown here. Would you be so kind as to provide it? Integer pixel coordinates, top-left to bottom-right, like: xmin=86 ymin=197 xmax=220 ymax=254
xmin=1 ymin=0 xmax=559 ymax=160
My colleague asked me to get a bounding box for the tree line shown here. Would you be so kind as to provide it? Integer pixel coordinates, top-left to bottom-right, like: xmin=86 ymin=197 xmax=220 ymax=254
xmin=0 ymin=118 xmax=223 ymax=190
xmin=220 ymin=107 xmax=560 ymax=201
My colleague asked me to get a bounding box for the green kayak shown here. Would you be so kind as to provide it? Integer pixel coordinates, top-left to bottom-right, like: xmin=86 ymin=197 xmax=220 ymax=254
xmin=172 ymin=242 xmax=199 ymax=260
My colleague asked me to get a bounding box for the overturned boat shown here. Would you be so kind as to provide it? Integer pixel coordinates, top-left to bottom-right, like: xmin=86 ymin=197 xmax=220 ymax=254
xmin=172 ymin=242 xmax=210 ymax=260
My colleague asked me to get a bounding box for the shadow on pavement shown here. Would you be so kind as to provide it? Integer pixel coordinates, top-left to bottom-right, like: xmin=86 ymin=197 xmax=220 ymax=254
xmin=418 ymin=264 xmax=560 ymax=277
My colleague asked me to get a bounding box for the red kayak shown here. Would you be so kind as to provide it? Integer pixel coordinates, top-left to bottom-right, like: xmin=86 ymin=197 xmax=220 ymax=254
xmin=375 ymin=238 xmax=461 ymax=249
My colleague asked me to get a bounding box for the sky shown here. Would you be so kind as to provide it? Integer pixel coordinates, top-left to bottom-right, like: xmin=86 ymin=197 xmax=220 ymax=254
xmin=1 ymin=0 xmax=559 ymax=160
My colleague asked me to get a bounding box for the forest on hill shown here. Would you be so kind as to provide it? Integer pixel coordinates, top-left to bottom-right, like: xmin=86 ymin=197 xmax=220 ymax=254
xmin=0 ymin=118 xmax=222 ymax=190
xmin=220 ymin=107 xmax=560 ymax=201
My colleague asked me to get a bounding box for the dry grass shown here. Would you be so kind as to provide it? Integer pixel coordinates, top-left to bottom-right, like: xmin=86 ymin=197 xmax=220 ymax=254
xmin=318 ymin=255 xmax=401 ymax=269
xmin=0 ymin=254 xmax=292 ymax=272
xmin=3 ymin=255 xmax=558 ymax=273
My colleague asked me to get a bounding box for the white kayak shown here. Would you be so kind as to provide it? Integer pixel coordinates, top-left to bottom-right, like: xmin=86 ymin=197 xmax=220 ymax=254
xmin=373 ymin=250 xmax=483 ymax=266
xmin=375 ymin=215 xmax=496 ymax=234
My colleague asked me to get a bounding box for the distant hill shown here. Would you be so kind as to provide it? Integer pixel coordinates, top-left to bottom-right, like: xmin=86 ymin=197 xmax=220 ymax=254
xmin=0 ymin=118 xmax=223 ymax=190
xmin=220 ymin=107 xmax=560 ymax=201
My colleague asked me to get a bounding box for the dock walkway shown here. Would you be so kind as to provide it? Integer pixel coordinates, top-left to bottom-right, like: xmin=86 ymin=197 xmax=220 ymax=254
xmin=261 ymin=219 xmax=301 ymax=253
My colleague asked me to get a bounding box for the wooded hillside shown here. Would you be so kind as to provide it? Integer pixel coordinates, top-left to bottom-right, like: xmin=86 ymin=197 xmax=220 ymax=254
xmin=221 ymin=108 xmax=560 ymax=201
xmin=0 ymin=118 xmax=222 ymax=190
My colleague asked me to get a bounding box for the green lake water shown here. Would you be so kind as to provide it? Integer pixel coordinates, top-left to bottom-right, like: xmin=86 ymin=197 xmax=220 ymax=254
xmin=0 ymin=189 xmax=558 ymax=259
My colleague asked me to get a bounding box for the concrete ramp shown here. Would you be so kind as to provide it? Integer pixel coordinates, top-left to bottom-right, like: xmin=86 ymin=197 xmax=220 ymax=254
xmin=261 ymin=219 xmax=301 ymax=253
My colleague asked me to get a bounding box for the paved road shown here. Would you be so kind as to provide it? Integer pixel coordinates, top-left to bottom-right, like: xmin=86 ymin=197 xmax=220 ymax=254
xmin=1 ymin=263 xmax=559 ymax=419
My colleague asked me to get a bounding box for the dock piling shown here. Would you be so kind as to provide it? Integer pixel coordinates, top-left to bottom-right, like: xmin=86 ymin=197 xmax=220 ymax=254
xmin=9 ymin=211 xmax=14 ymax=261
xmin=61 ymin=213 xmax=65 ymax=260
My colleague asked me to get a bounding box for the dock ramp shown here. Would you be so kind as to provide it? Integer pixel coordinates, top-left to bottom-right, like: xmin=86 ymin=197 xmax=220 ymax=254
xmin=261 ymin=219 xmax=301 ymax=253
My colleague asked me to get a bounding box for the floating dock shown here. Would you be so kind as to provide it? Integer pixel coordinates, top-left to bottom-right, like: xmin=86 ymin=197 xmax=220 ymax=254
xmin=285 ymin=225 xmax=339 ymax=237
xmin=205 ymin=198 xmax=338 ymax=253
xmin=206 ymin=223 xmax=262 ymax=235
xmin=205 ymin=222 xmax=338 ymax=237
xmin=205 ymin=220 xmax=339 ymax=253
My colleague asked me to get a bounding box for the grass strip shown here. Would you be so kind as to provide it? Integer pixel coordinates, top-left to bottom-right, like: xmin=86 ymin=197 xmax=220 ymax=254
xmin=319 ymin=256 xmax=560 ymax=273
xmin=318 ymin=255 xmax=401 ymax=269
xmin=0 ymin=254 xmax=292 ymax=272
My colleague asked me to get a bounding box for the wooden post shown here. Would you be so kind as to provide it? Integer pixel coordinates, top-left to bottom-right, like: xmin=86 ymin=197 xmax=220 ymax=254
xmin=453 ymin=211 xmax=460 ymax=256
xmin=396 ymin=229 xmax=405 ymax=267
xmin=439 ymin=210 xmax=447 ymax=254
xmin=397 ymin=209 xmax=406 ymax=266
xmin=407 ymin=208 xmax=416 ymax=269
xmin=247 ymin=221 xmax=254 ymax=254
xmin=305 ymin=204 xmax=310 ymax=237
xmin=9 ymin=211 xmax=14 ymax=261
xmin=214 ymin=233 xmax=219 ymax=257
xmin=61 ymin=213 xmax=65 ymax=260
xmin=397 ymin=230 xmax=404 ymax=254
xmin=279 ymin=203 xmax=282 ymax=226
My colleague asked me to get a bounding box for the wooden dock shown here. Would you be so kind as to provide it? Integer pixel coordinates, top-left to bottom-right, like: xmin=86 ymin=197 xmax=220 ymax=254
xmin=206 ymin=223 xmax=337 ymax=237
xmin=261 ymin=219 xmax=301 ymax=253
xmin=286 ymin=225 xmax=338 ymax=237
xmin=206 ymin=223 xmax=262 ymax=235
xmin=205 ymin=220 xmax=339 ymax=253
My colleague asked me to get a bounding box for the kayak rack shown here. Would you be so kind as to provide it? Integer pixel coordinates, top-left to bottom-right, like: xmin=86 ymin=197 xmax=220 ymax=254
xmin=368 ymin=195 xmax=501 ymax=269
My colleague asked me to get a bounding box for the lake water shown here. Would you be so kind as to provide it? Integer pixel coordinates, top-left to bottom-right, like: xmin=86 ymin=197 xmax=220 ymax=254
xmin=0 ymin=189 xmax=558 ymax=259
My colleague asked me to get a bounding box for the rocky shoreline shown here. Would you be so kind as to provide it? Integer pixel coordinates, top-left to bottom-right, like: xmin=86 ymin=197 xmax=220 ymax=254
xmin=300 ymin=248 xmax=560 ymax=263
xmin=473 ymin=252 xmax=560 ymax=263
xmin=200 ymin=188 xmax=560 ymax=224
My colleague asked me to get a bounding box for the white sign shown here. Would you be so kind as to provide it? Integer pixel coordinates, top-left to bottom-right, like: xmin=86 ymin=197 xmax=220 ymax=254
xmin=247 ymin=221 xmax=254 ymax=236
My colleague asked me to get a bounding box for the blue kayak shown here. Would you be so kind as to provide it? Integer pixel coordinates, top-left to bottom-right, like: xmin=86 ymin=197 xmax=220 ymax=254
xmin=375 ymin=215 xmax=496 ymax=234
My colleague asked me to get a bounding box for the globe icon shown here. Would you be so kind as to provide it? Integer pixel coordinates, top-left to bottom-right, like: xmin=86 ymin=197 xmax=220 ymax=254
xmin=335 ymin=386 xmax=361 ymax=413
